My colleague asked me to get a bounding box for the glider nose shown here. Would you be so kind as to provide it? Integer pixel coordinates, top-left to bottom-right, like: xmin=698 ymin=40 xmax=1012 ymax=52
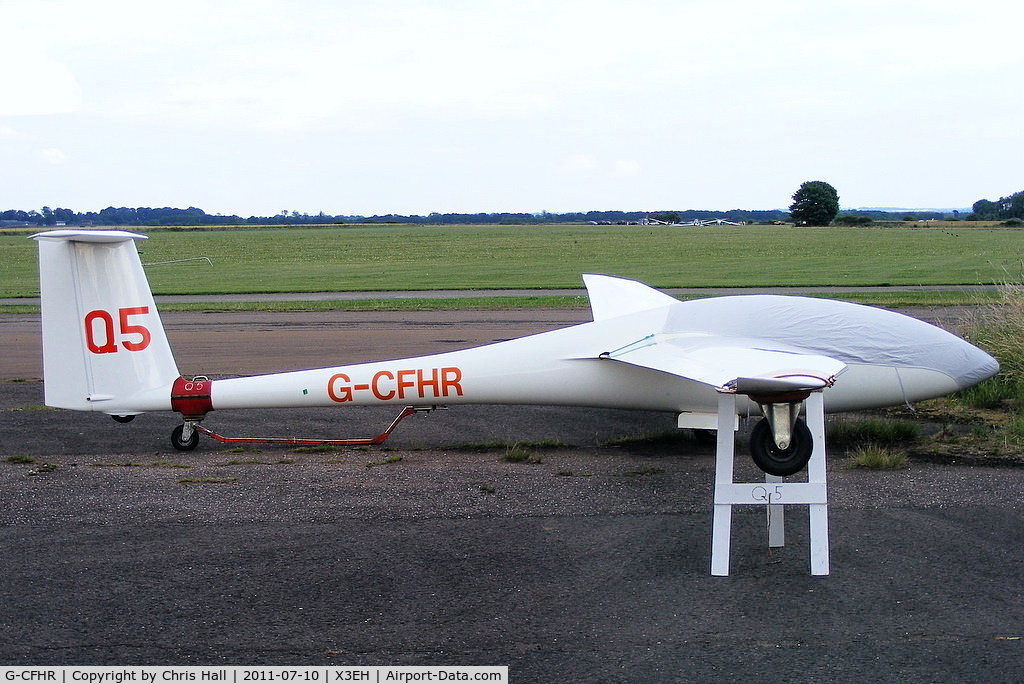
xmin=854 ymin=335 xmax=1000 ymax=410
xmin=952 ymin=339 xmax=1000 ymax=390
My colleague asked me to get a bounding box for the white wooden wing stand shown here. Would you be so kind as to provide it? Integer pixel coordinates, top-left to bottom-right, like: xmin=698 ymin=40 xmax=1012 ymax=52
xmin=709 ymin=390 xmax=829 ymax=576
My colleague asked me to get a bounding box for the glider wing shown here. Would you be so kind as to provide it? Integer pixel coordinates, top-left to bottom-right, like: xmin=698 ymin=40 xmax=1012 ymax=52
xmin=601 ymin=333 xmax=847 ymax=394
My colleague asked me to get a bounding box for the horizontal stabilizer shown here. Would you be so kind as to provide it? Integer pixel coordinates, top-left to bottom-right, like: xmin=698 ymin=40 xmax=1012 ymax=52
xmin=32 ymin=229 xmax=147 ymax=244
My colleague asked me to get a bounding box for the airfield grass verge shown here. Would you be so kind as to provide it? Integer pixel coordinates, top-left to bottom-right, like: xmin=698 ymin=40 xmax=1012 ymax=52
xmin=0 ymin=290 xmax=1003 ymax=315
xmin=161 ymin=295 xmax=589 ymax=313
xmin=3 ymin=223 xmax=1023 ymax=298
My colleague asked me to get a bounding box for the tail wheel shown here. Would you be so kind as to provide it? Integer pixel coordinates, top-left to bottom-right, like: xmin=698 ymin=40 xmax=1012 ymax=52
xmin=171 ymin=424 xmax=200 ymax=451
xmin=749 ymin=417 xmax=812 ymax=476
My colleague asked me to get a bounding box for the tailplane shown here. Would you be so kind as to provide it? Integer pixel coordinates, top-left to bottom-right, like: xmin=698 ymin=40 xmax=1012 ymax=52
xmin=32 ymin=230 xmax=179 ymax=414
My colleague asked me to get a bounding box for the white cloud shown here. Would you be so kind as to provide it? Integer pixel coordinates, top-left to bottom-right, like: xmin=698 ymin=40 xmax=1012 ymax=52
xmin=0 ymin=125 xmax=32 ymax=140
xmin=39 ymin=148 xmax=69 ymax=165
xmin=557 ymin=154 xmax=602 ymax=176
xmin=554 ymin=155 xmax=642 ymax=182
xmin=612 ymin=160 xmax=642 ymax=178
xmin=0 ymin=48 xmax=82 ymax=116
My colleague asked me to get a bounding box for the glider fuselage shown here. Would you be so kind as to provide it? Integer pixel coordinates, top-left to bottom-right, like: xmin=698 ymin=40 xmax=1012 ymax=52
xmin=31 ymin=230 xmax=998 ymax=427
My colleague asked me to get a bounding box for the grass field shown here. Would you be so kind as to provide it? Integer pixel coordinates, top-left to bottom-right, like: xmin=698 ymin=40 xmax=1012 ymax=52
xmin=2 ymin=222 xmax=1022 ymax=298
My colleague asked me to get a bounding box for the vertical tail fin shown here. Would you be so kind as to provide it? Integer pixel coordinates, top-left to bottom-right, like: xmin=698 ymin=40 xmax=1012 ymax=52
xmin=32 ymin=230 xmax=179 ymax=413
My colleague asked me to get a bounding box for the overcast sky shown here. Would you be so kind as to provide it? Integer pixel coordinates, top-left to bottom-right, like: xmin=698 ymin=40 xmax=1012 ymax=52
xmin=2 ymin=0 xmax=1021 ymax=216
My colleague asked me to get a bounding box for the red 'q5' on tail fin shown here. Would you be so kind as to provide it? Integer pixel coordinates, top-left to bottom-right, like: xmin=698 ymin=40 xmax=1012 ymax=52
xmin=32 ymin=230 xmax=179 ymax=415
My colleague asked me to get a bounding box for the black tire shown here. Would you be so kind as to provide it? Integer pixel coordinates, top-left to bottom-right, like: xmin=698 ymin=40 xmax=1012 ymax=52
xmin=749 ymin=417 xmax=813 ymax=476
xmin=111 ymin=415 xmax=136 ymax=423
xmin=171 ymin=424 xmax=200 ymax=451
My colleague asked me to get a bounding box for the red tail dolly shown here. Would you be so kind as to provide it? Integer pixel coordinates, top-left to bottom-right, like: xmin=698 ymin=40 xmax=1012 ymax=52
xmin=170 ymin=377 xmax=433 ymax=450
xmin=192 ymin=405 xmax=428 ymax=447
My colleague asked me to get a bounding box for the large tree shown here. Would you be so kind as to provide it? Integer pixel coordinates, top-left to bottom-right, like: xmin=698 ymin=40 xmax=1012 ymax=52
xmin=789 ymin=181 xmax=840 ymax=226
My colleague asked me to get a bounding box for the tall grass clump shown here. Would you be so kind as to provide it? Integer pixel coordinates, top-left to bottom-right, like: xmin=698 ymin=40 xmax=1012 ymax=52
xmin=829 ymin=418 xmax=917 ymax=469
xmin=827 ymin=418 xmax=920 ymax=448
xmin=958 ymin=284 xmax=1024 ymax=410
xmin=845 ymin=445 xmax=907 ymax=470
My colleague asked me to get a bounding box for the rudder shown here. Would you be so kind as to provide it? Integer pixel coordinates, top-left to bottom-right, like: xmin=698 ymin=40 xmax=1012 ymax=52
xmin=32 ymin=230 xmax=179 ymax=413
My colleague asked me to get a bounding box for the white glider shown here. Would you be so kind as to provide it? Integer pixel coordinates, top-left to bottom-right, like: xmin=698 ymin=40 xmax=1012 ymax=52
xmin=32 ymin=229 xmax=998 ymax=476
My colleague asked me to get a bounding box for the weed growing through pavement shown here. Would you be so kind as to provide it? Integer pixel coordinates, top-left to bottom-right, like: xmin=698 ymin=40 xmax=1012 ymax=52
xmin=844 ymin=445 xmax=907 ymax=469
xmin=503 ymin=444 xmax=541 ymax=463
xmin=366 ymin=455 xmax=404 ymax=467
xmin=617 ymin=466 xmax=664 ymax=477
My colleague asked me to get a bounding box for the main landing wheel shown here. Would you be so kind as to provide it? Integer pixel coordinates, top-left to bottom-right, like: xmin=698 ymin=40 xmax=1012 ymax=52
xmin=749 ymin=418 xmax=813 ymax=477
xmin=171 ymin=424 xmax=200 ymax=451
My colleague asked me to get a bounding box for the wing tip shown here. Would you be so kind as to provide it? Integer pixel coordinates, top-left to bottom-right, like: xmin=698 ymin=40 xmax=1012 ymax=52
xmin=720 ymin=375 xmax=837 ymax=396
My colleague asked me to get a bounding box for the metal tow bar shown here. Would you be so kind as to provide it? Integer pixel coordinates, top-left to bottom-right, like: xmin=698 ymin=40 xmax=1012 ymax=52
xmin=192 ymin=406 xmax=432 ymax=447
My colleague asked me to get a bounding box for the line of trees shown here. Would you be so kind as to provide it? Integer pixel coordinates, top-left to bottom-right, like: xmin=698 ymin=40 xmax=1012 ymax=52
xmin=1 ymin=206 xmax=244 ymax=227
xmin=1 ymin=204 xmax=963 ymax=229
xmin=0 ymin=206 xmax=797 ymax=227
